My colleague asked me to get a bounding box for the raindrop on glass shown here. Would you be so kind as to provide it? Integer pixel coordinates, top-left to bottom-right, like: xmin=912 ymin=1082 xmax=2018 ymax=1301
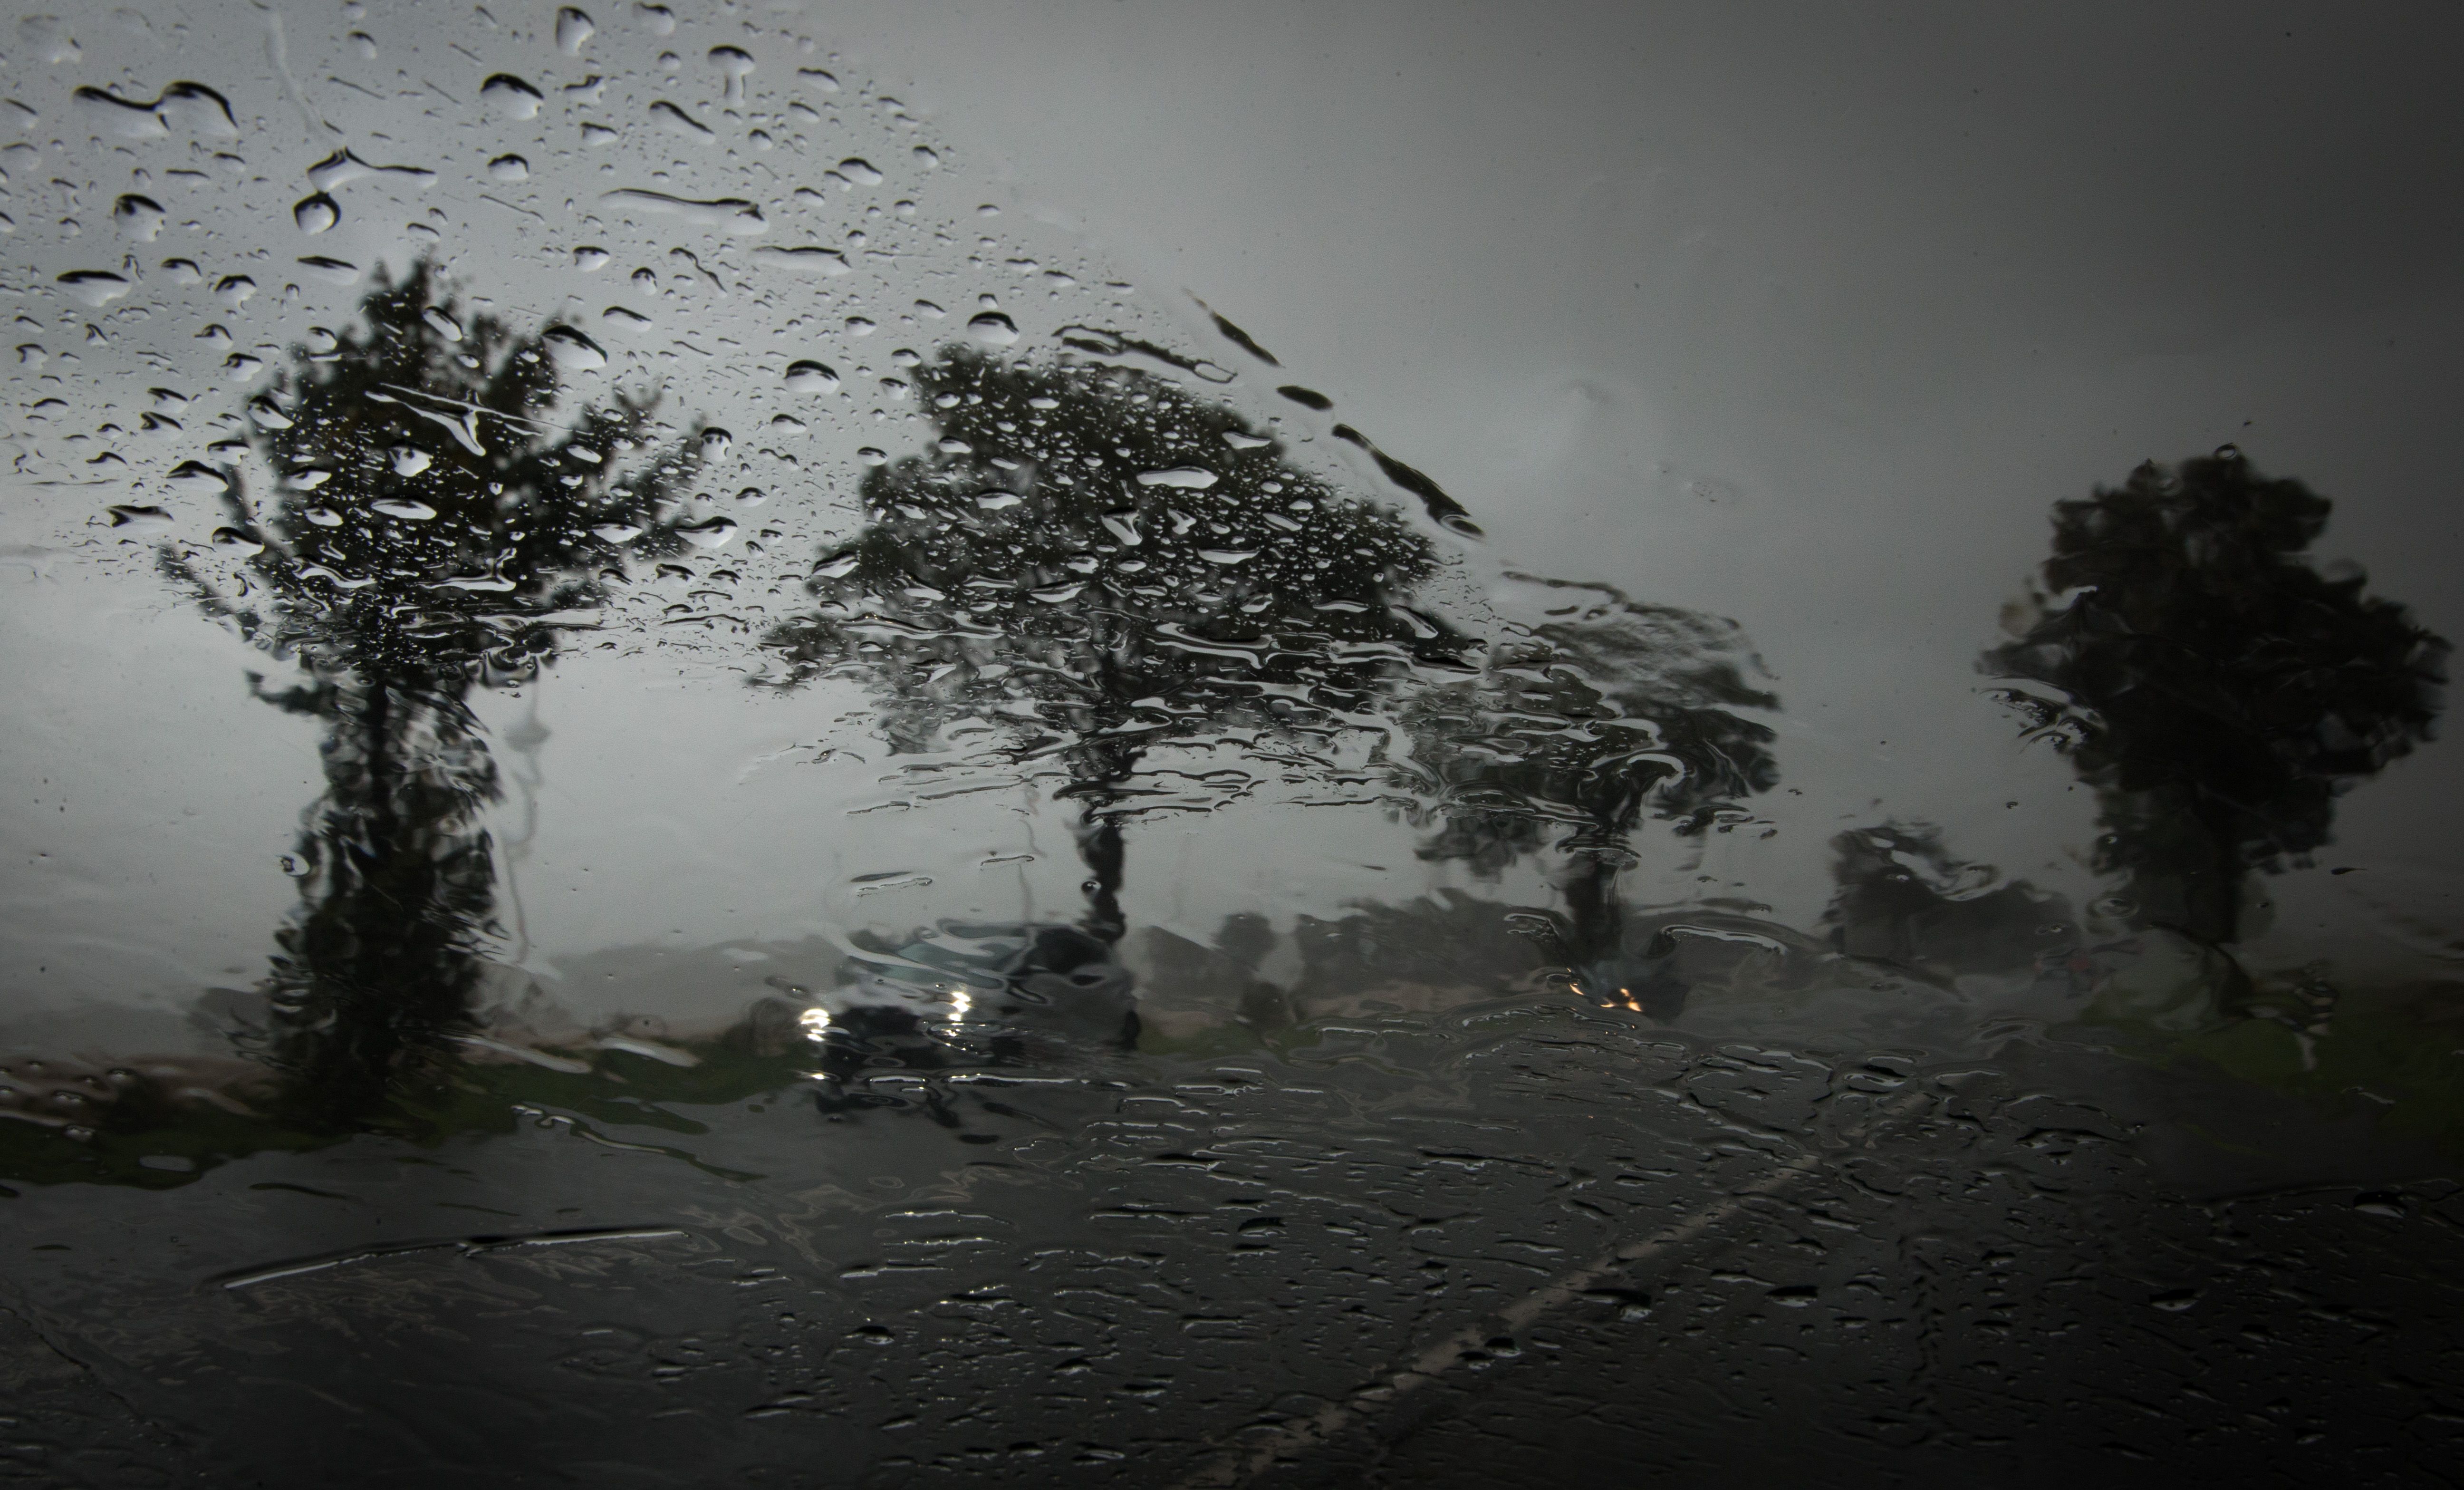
xmin=710 ymin=46 xmax=756 ymax=100
xmin=966 ymin=312 xmax=1019 ymax=348
xmin=784 ymin=360 xmax=840 ymax=394
xmin=481 ymin=74 xmax=545 ymax=120
xmin=112 ymin=194 xmax=165 ymax=242
xmin=677 ymin=515 xmax=739 ymax=549
xmin=293 ymin=193 xmax=340 ymax=234
xmin=542 ymin=325 xmax=607 ymax=369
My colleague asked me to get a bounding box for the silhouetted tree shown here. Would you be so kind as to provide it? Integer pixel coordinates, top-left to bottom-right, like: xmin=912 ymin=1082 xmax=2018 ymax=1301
xmin=760 ymin=348 xmax=1469 ymax=943
xmin=1983 ymin=448 xmax=2446 ymax=945
xmin=1393 ymin=576 xmax=1780 ymax=981
xmin=165 ymin=261 xmax=696 ymax=1129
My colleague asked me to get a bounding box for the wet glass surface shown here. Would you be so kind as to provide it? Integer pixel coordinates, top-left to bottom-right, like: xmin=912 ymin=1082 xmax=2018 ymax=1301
xmin=4 ymin=4 xmax=2463 ymax=1485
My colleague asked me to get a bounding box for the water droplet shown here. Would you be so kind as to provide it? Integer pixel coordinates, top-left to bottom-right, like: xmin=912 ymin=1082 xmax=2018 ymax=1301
xmin=166 ymin=461 xmax=231 ymax=496
xmin=855 ymin=447 xmax=887 ymax=466
xmin=752 ymin=245 xmax=850 ymax=277
xmin=371 ymin=498 xmax=439 ymax=520
xmin=699 ymin=428 xmax=733 ymax=460
xmin=966 ymin=311 xmax=1019 ymax=348
xmin=834 ymin=158 xmax=882 ymax=188
xmin=542 ymin=325 xmax=606 ymax=368
xmin=573 ymin=246 xmax=610 ymax=271
xmin=1030 ymin=582 xmax=1085 ymax=603
xmin=709 ymin=46 xmax=756 ymax=100
xmin=648 ymin=100 xmax=713 ymax=140
xmin=389 ymin=445 xmax=432 ymax=476
xmin=106 ymin=504 xmax=173 ymax=533
xmin=913 ymin=145 xmax=940 ymax=170
xmin=1136 ymin=466 xmax=1219 ymax=490
xmin=555 ymin=6 xmax=595 ymax=53
xmin=293 ymin=192 xmax=340 ymax=234
xmin=732 ymin=486 xmax=767 ymax=508
xmin=304 ymin=148 xmax=437 ymax=194
xmin=215 ymin=274 xmax=257 ymax=306
xmin=845 ymin=317 xmax=876 ymax=338
xmin=20 ymin=15 xmax=80 ymax=65
xmin=2213 ymin=443 xmax=2243 ymax=462
xmin=481 ymin=74 xmax=545 ymax=120
xmin=422 ymin=307 xmax=465 ymax=342
xmin=73 ymin=81 xmax=236 ymax=140
xmin=580 ymin=122 xmax=618 ymax=146
xmin=210 ymin=526 xmax=263 ymax=555
xmin=112 ymin=194 xmax=165 ymax=242
xmin=636 ymin=3 xmax=676 ymax=37
xmin=56 ymin=271 xmax=131 ymax=308
xmin=296 ymin=256 xmax=361 ymax=286
xmin=1197 ymin=548 xmax=1257 ymax=565
xmin=168 ymin=84 xmax=239 ymax=136
xmin=812 ymin=551 xmax=859 ymax=578
xmin=798 ymin=67 xmax=839 ymax=91
xmin=783 ymin=360 xmax=839 ymax=394
xmin=599 ymin=188 xmax=765 ymax=233
xmin=488 ymin=154 xmax=529 ymax=181
xmin=677 ymin=515 xmax=739 ymax=549
xmin=974 ymin=491 xmax=1023 ymax=510
xmin=591 ymin=522 xmax=643 ymax=544
xmin=161 ymin=258 xmax=203 ymax=285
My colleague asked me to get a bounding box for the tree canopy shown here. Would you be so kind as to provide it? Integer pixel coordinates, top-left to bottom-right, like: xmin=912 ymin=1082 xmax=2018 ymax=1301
xmin=1984 ymin=448 xmax=2446 ymax=943
xmin=162 ymin=261 xmax=699 ymax=1129
xmin=760 ymin=348 xmax=1471 ymax=936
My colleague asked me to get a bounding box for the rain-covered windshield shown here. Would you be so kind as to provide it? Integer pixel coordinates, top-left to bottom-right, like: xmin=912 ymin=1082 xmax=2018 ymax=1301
xmin=4 ymin=4 xmax=2461 ymax=1486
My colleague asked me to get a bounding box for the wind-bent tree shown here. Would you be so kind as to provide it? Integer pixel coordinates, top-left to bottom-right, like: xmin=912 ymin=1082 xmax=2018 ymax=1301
xmin=760 ymin=348 xmax=1470 ymax=944
xmin=1393 ymin=577 xmax=1780 ymax=985
xmin=1983 ymin=448 xmax=2446 ymax=945
xmin=165 ymin=261 xmax=696 ymax=1130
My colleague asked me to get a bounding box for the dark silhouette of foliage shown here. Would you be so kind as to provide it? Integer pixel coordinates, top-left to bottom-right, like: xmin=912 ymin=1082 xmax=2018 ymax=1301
xmin=1819 ymin=822 xmax=2072 ymax=983
xmin=1983 ymin=448 xmax=2446 ymax=944
xmin=1394 ymin=575 xmax=1781 ymax=974
xmin=162 ymin=261 xmax=698 ymax=1130
xmin=760 ymin=348 xmax=1470 ymax=941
